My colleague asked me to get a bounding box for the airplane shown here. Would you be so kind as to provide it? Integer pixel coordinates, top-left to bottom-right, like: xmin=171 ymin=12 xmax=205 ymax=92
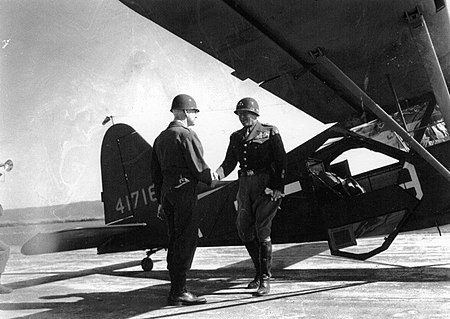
xmin=21 ymin=0 xmax=450 ymax=270
xmin=21 ymin=120 xmax=450 ymax=269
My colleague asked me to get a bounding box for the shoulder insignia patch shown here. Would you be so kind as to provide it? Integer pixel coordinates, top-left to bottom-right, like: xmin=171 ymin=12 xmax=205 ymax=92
xmin=271 ymin=127 xmax=279 ymax=135
xmin=261 ymin=123 xmax=279 ymax=135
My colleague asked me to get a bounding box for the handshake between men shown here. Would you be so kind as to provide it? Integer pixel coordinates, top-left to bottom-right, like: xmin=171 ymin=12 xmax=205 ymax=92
xmin=210 ymin=166 xmax=282 ymax=201
xmin=210 ymin=167 xmax=224 ymax=187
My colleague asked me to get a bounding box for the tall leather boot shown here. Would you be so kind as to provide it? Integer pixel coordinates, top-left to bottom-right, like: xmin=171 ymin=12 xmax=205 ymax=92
xmin=244 ymin=240 xmax=260 ymax=289
xmin=255 ymin=241 xmax=272 ymax=296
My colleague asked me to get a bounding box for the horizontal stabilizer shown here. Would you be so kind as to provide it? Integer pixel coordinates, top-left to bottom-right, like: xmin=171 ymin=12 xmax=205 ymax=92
xmin=21 ymin=223 xmax=147 ymax=255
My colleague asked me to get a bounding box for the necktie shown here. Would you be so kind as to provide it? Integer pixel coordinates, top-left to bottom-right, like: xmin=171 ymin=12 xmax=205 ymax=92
xmin=244 ymin=127 xmax=250 ymax=139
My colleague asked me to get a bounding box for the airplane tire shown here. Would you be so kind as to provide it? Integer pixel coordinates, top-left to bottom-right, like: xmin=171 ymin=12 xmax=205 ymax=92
xmin=141 ymin=257 xmax=154 ymax=271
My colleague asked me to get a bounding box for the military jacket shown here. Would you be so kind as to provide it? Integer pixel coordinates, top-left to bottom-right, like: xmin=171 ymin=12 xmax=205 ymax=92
xmin=151 ymin=121 xmax=212 ymax=204
xmin=220 ymin=121 xmax=287 ymax=191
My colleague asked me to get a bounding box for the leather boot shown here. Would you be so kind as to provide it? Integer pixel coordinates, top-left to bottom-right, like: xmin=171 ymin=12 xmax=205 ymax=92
xmin=168 ymin=272 xmax=207 ymax=306
xmin=244 ymin=240 xmax=260 ymax=289
xmin=168 ymin=290 xmax=207 ymax=306
xmin=255 ymin=241 xmax=272 ymax=296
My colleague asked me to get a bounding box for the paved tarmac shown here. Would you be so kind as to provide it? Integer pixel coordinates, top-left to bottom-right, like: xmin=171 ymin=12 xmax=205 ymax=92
xmin=0 ymin=223 xmax=449 ymax=318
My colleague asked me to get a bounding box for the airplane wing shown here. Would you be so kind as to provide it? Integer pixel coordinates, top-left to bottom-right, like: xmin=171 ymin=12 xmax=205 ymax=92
xmin=118 ymin=0 xmax=450 ymax=127
xmin=21 ymin=223 xmax=147 ymax=255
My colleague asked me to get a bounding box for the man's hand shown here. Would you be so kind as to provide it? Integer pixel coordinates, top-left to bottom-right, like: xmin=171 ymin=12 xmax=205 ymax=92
xmin=211 ymin=171 xmax=219 ymax=187
xmin=271 ymin=189 xmax=283 ymax=201
xmin=265 ymin=188 xmax=283 ymax=201
xmin=215 ymin=167 xmax=225 ymax=180
xmin=157 ymin=204 xmax=166 ymax=220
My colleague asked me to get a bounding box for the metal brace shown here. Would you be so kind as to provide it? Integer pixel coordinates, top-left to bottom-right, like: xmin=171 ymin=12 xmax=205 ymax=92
xmin=404 ymin=6 xmax=423 ymax=29
xmin=309 ymin=47 xmax=325 ymax=59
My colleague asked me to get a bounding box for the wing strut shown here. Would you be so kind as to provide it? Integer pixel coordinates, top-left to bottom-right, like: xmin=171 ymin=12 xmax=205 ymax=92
xmin=310 ymin=50 xmax=450 ymax=183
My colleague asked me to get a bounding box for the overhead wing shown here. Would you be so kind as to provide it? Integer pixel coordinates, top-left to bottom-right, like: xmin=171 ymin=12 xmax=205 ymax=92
xmin=21 ymin=224 xmax=147 ymax=255
xmin=118 ymin=0 xmax=450 ymax=126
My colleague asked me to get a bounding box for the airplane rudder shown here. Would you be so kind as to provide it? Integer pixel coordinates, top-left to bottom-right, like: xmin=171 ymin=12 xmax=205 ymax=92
xmin=100 ymin=124 xmax=158 ymax=224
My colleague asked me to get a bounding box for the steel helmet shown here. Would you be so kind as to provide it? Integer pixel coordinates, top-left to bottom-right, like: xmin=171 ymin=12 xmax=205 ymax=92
xmin=170 ymin=94 xmax=199 ymax=112
xmin=234 ymin=97 xmax=259 ymax=116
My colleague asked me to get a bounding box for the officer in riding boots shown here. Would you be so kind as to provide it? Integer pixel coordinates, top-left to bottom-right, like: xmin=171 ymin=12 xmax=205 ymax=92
xmin=215 ymin=97 xmax=287 ymax=296
xmin=151 ymin=94 xmax=213 ymax=306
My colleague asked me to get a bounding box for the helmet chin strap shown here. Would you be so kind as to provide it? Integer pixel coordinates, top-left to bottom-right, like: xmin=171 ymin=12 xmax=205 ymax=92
xmin=183 ymin=110 xmax=195 ymax=127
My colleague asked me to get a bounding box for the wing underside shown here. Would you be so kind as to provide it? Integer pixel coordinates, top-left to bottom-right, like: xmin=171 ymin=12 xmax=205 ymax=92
xmin=119 ymin=0 xmax=450 ymax=126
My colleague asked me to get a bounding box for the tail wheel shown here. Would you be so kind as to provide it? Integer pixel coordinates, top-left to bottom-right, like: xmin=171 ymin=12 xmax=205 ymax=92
xmin=141 ymin=257 xmax=154 ymax=271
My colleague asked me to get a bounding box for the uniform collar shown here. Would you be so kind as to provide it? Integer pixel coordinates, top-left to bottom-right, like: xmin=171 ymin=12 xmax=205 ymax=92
xmin=168 ymin=120 xmax=189 ymax=129
xmin=244 ymin=121 xmax=263 ymax=141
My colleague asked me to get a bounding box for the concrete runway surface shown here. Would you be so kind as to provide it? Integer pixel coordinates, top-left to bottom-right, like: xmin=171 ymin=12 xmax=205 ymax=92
xmin=0 ymin=223 xmax=449 ymax=318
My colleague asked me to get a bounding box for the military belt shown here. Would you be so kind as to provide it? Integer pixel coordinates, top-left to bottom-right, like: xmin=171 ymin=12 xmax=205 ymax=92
xmin=238 ymin=168 xmax=270 ymax=177
xmin=163 ymin=172 xmax=195 ymax=187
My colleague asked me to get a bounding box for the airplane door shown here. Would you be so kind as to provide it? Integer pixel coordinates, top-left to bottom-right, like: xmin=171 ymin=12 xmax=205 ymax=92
xmin=312 ymin=161 xmax=422 ymax=260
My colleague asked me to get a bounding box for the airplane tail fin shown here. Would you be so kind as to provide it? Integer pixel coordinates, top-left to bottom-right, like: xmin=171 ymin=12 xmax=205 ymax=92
xmin=100 ymin=124 xmax=159 ymax=225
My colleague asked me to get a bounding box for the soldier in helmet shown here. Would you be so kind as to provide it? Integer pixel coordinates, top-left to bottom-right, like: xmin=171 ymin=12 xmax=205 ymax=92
xmin=215 ymin=97 xmax=287 ymax=296
xmin=151 ymin=94 xmax=214 ymax=306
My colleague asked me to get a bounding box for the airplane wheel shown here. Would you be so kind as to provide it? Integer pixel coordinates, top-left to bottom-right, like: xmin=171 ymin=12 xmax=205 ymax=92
xmin=141 ymin=257 xmax=154 ymax=272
